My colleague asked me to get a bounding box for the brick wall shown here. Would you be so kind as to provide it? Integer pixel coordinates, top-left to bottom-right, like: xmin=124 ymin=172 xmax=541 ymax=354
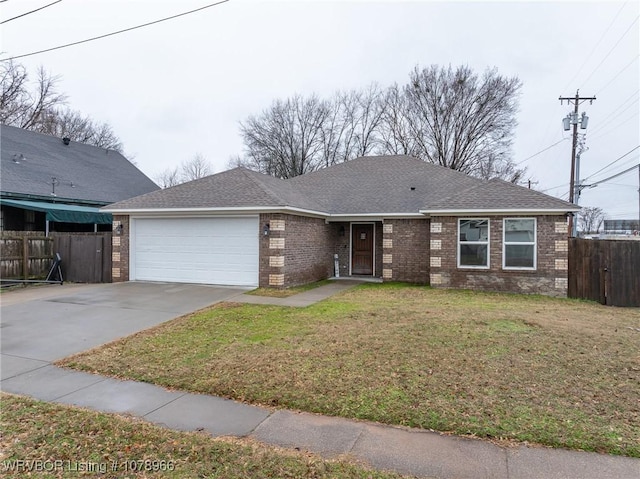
xmin=259 ymin=213 xmax=335 ymax=288
xmin=382 ymin=219 xmax=430 ymax=283
xmin=429 ymin=215 xmax=569 ymax=296
xmin=111 ymin=214 xmax=129 ymax=282
xmin=332 ymin=222 xmax=350 ymax=277
xmin=374 ymin=222 xmax=383 ymax=278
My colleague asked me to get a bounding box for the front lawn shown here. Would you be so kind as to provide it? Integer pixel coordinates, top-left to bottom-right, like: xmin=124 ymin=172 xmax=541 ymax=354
xmin=0 ymin=394 xmax=405 ymax=479
xmin=59 ymin=284 xmax=640 ymax=457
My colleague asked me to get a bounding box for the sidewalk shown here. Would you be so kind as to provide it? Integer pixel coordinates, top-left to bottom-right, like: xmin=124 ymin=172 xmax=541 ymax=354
xmin=233 ymin=279 xmax=362 ymax=307
xmin=2 ymin=281 xmax=638 ymax=478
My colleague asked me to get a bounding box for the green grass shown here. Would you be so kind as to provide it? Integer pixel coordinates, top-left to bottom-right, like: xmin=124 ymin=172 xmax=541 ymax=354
xmin=0 ymin=394 xmax=406 ymax=479
xmin=245 ymin=279 xmax=332 ymax=298
xmin=59 ymin=284 xmax=640 ymax=457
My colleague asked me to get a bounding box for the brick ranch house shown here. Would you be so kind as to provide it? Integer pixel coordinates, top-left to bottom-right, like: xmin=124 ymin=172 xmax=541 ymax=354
xmin=104 ymin=155 xmax=579 ymax=297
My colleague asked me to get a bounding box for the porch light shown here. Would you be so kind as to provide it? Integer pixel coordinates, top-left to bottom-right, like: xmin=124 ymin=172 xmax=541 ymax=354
xmin=114 ymin=224 xmax=123 ymax=235
xmin=339 ymin=225 xmax=345 ymax=237
xmin=263 ymin=223 xmax=270 ymax=236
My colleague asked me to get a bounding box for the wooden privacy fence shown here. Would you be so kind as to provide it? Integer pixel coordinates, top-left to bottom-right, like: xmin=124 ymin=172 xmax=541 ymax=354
xmin=568 ymin=238 xmax=640 ymax=307
xmin=0 ymin=232 xmax=54 ymax=279
xmin=1 ymin=232 xmax=112 ymax=283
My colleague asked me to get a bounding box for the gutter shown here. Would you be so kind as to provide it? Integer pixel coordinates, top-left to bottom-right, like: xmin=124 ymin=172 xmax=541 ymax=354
xmin=419 ymin=208 xmax=580 ymax=216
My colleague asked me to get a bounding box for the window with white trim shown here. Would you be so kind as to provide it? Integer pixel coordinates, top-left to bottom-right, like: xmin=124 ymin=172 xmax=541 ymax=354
xmin=503 ymin=218 xmax=536 ymax=269
xmin=458 ymin=219 xmax=489 ymax=268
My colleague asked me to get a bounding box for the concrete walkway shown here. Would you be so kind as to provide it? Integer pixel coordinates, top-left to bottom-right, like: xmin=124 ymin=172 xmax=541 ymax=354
xmin=2 ymin=282 xmax=638 ymax=479
xmin=234 ymin=279 xmax=362 ymax=307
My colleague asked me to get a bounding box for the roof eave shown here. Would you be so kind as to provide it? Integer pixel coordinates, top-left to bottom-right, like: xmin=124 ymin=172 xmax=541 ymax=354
xmin=101 ymin=205 xmax=329 ymax=218
xmin=420 ymin=208 xmax=579 ymax=216
xmin=326 ymin=212 xmax=425 ymax=221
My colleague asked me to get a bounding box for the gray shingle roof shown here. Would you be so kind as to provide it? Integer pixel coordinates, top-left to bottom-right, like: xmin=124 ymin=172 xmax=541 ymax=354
xmin=1 ymin=125 xmax=158 ymax=204
xmin=105 ymin=154 xmax=576 ymax=215
xmin=424 ymin=178 xmax=576 ymax=212
xmin=106 ymin=167 xmax=323 ymax=211
xmin=288 ymin=155 xmax=484 ymax=214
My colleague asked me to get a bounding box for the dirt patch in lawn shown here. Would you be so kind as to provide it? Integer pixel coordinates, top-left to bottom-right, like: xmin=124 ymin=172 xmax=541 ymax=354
xmin=59 ymin=284 xmax=640 ymax=457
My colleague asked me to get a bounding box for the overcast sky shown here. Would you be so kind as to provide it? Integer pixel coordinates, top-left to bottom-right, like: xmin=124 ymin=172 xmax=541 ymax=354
xmin=2 ymin=1 xmax=639 ymax=220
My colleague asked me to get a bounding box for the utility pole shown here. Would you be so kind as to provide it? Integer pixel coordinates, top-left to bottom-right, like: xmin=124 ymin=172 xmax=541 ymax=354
xmin=559 ymin=90 xmax=596 ymax=237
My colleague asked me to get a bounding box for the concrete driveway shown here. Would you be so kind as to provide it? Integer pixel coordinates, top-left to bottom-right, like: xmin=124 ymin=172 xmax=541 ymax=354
xmin=1 ymin=282 xmax=248 ymax=380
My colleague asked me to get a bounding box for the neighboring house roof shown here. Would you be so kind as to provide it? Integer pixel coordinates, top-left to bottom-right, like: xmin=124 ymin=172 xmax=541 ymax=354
xmin=105 ymin=155 xmax=577 ymax=216
xmin=1 ymin=124 xmax=159 ymax=205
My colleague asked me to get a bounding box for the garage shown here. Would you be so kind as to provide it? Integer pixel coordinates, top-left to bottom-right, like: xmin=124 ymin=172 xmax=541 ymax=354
xmin=131 ymin=216 xmax=259 ymax=286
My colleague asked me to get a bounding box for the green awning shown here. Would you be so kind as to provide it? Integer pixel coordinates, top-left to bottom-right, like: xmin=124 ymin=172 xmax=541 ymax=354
xmin=0 ymin=199 xmax=112 ymax=224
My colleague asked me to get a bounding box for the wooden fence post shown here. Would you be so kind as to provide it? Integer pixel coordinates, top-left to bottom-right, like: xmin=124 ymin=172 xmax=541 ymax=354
xmin=22 ymin=236 xmax=29 ymax=280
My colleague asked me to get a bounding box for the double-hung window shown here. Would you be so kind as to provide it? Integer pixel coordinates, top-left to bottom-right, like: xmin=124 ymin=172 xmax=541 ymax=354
xmin=503 ymin=218 xmax=536 ymax=269
xmin=458 ymin=219 xmax=489 ymax=268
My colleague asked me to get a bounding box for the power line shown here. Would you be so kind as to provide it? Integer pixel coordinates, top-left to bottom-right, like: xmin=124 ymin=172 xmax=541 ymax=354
xmin=589 ymin=163 xmax=639 ymax=187
xmin=561 ymin=1 xmax=628 ymax=93
xmin=591 ymin=89 xmax=639 ymax=127
xmin=1 ymin=0 xmax=62 ymax=24
xmin=583 ymin=145 xmax=639 ymax=181
xmin=540 ymin=182 xmax=569 ymax=193
xmin=588 ymin=110 xmax=640 ymax=141
xmin=516 ymin=137 xmax=569 ymax=165
xmin=580 ymin=14 xmax=640 ymax=89
xmin=595 ymin=55 xmax=640 ymax=96
xmin=0 ymin=0 xmax=230 ymax=61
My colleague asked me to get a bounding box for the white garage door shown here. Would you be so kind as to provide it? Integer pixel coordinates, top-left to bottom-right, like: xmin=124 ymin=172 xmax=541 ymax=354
xmin=132 ymin=216 xmax=259 ymax=286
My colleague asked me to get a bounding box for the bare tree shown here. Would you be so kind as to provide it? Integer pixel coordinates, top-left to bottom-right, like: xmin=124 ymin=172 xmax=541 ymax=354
xmin=0 ymin=61 xmax=66 ymax=129
xmin=237 ymin=65 xmax=524 ymax=181
xmin=474 ymin=154 xmax=528 ymax=183
xmin=1 ymin=60 xmax=124 ymax=152
xmin=155 ymin=154 xmax=213 ymax=188
xmin=180 ymin=153 xmax=212 ymax=181
xmin=379 ymin=83 xmax=417 ymax=156
xmin=226 ymin=154 xmax=249 ymax=169
xmin=578 ymin=206 xmax=606 ymax=234
xmin=154 ymin=166 xmax=181 ymax=188
xmin=319 ymin=91 xmax=353 ymax=168
xmin=240 ymin=94 xmax=329 ymax=178
xmin=239 ymin=88 xmax=385 ymax=178
xmin=36 ymin=108 xmax=123 ymax=152
xmin=379 ymin=65 xmax=524 ymax=181
xmin=348 ymin=83 xmax=385 ymax=157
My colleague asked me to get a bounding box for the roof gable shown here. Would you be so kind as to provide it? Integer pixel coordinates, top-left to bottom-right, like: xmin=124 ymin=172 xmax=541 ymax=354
xmin=1 ymin=125 xmax=158 ymax=204
xmin=288 ymin=155 xmax=484 ymax=214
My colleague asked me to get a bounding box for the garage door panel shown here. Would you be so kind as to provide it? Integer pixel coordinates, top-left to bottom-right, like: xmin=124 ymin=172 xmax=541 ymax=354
xmin=132 ymin=217 xmax=259 ymax=286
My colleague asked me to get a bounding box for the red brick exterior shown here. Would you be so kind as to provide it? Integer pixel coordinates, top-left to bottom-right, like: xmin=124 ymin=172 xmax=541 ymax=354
xmin=383 ymin=219 xmax=430 ymax=283
xmin=333 ymin=222 xmax=351 ymax=277
xmin=259 ymin=213 xmax=337 ymax=288
xmin=374 ymin=222 xmax=383 ymax=278
xmin=111 ymin=212 xmax=569 ymax=297
xmin=429 ymin=215 xmax=568 ymax=296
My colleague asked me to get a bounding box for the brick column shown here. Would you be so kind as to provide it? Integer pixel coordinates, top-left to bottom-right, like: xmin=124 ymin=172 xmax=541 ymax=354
xmin=111 ymin=215 xmax=129 ymax=282
xmin=429 ymin=220 xmax=443 ymax=286
xmin=553 ymin=220 xmax=569 ymax=294
xmin=382 ymin=222 xmax=393 ymax=280
xmin=268 ymin=217 xmax=285 ymax=287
